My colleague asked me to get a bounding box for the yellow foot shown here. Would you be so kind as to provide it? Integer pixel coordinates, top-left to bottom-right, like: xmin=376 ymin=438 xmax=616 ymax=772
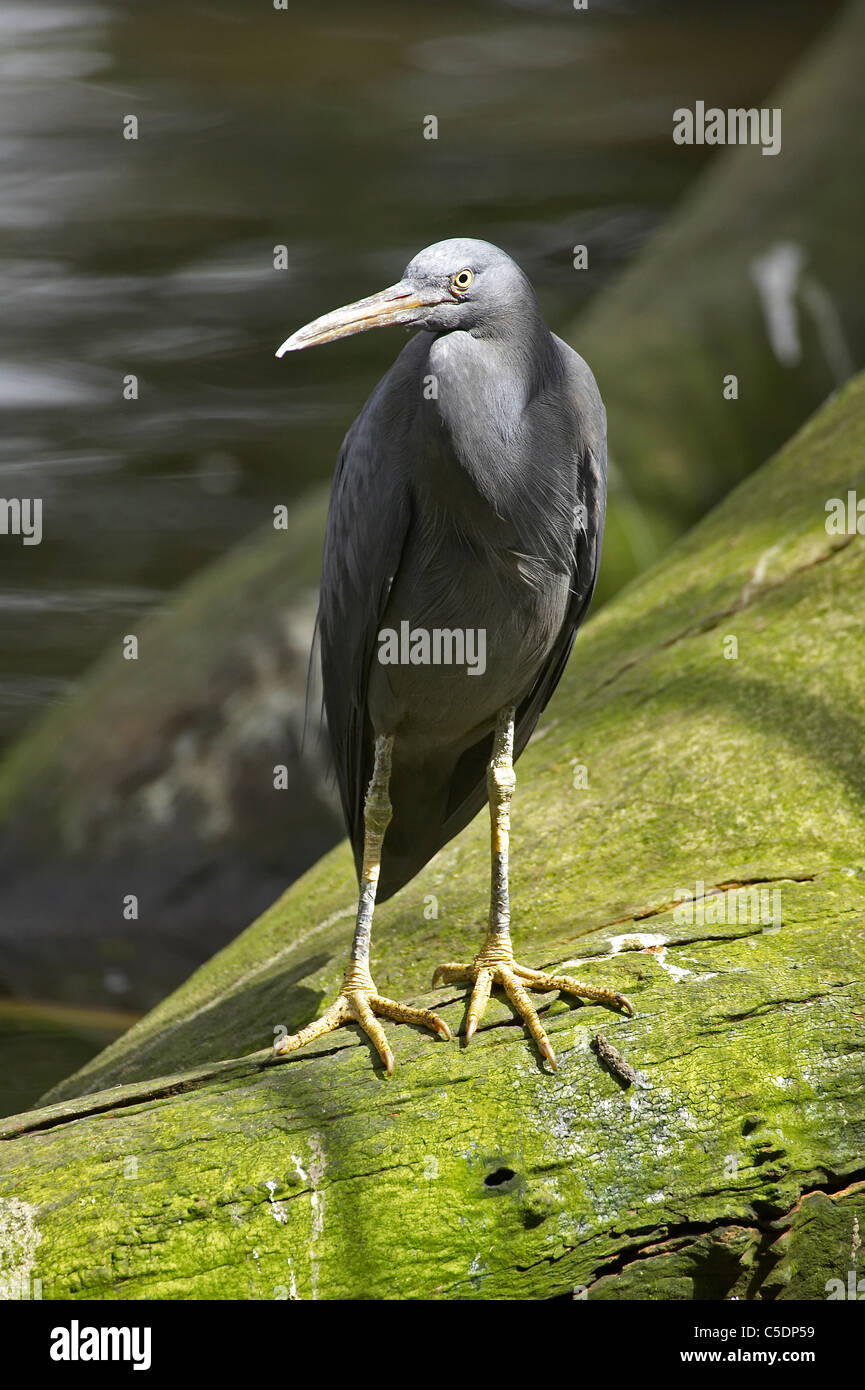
xmin=432 ymin=935 xmax=633 ymax=1071
xmin=272 ymin=963 xmax=451 ymax=1076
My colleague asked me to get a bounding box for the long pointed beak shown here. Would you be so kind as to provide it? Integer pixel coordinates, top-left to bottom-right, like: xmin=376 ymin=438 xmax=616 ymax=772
xmin=275 ymin=280 xmax=445 ymax=356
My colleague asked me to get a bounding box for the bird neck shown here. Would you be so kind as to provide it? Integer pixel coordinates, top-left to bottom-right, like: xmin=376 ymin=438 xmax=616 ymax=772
xmin=421 ymin=318 xmax=571 ymax=560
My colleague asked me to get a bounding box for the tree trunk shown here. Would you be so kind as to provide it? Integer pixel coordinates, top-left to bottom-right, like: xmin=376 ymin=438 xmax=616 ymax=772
xmin=1 ymin=377 xmax=864 ymax=1301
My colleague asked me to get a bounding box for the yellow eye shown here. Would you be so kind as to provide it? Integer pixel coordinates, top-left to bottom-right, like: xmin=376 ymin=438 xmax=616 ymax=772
xmin=451 ymin=268 xmax=474 ymax=293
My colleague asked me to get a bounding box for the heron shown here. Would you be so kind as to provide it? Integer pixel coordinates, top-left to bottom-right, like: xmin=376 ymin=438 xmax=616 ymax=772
xmin=273 ymin=237 xmax=632 ymax=1074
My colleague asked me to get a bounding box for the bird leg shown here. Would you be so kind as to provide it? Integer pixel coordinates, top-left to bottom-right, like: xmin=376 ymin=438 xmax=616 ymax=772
xmin=433 ymin=706 xmax=633 ymax=1070
xmin=273 ymin=734 xmax=451 ymax=1075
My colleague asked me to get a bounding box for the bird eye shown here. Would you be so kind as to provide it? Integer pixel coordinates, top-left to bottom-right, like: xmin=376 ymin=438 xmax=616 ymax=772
xmin=450 ymin=268 xmax=474 ymax=293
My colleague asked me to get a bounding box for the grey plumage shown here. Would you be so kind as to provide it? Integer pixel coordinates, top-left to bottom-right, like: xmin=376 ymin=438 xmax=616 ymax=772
xmin=273 ymin=237 xmax=628 ymax=1074
xmin=303 ymin=239 xmax=606 ymax=900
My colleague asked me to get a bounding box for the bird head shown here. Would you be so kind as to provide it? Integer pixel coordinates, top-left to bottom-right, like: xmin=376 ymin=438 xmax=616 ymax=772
xmin=275 ymin=238 xmax=535 ymax=356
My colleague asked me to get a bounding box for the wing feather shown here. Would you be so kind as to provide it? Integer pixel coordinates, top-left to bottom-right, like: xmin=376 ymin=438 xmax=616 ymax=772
xmin=317 ymin=354 xmax=417 ymax=860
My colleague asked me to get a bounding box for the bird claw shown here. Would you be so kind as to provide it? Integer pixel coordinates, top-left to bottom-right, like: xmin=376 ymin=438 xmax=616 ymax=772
xmin=273 ymin=974 xmax=451 ymax=1076
xmin=433 ymin=937 xmax=633 ymax=1070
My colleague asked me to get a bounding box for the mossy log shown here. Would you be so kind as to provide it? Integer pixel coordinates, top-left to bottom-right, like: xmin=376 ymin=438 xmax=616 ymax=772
xmin=1 ymin=377 xmax=864 ymax=1300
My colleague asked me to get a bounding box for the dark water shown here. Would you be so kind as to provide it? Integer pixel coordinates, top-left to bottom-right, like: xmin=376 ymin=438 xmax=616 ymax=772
xmin=0 ymin=0 xmax=838 ymax=752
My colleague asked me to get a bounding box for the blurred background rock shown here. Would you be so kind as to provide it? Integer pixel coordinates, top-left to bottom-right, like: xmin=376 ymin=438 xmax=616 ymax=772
xmin=0 ymin=0 xmax=860 ymax=1113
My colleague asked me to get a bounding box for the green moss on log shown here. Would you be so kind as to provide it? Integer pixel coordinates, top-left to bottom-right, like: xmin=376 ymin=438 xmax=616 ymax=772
xmin=1 ymin=376 xmax=864 ymax=1300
